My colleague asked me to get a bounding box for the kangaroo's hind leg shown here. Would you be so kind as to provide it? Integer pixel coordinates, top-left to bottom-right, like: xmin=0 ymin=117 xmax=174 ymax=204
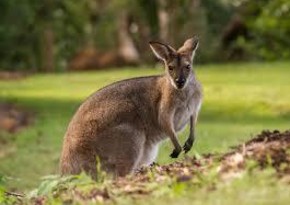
xmin=60 ymin=136 xmax=99 ymax=179
xmin=96 ymin=124 xmax=146 ymax=177
xmin=137 ymin=143 xmax=159 ymax=168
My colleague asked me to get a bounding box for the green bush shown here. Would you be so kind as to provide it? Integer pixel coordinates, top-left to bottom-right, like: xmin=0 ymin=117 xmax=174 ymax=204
xmin=240 ymin=0 xmax=290 ymax=60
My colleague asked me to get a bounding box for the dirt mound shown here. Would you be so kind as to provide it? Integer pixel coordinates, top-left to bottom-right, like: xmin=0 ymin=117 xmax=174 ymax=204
xmin=0 ymin=103 xmax=33 ymax=133
xmin=219 ymin=130 xmax=290 ymax=181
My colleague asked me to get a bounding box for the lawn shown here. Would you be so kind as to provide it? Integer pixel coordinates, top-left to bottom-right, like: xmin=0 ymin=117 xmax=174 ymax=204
xmin=0 ymin=62 xmax=290 ymax=203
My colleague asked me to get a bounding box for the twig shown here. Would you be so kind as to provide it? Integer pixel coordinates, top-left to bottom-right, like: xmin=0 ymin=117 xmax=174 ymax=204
xmin=242 ymin=143 xmax=246 ymax=156
xmin=5 ymin=191 xmax=25 ymax=198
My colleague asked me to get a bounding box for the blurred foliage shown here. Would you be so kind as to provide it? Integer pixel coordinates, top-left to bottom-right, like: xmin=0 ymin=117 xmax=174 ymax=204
xmin=0 ymin=0 xmax=289 ymax=71
xmin=0 ymin=175 xmax=4 ymax=203
xmin=0 ymin=175 xmax=14 ymax=204
xmin=0 ymin=0 xmax=40 ymax=71
xmin=0 ymin=0 xmax=94 ymax=71
xmin=230 ymin=0 xmax=290 ymax=60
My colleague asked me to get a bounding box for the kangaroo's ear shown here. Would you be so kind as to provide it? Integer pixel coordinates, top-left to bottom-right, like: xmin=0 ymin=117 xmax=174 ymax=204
xmin=178 ymin=36 xmax=199 ymax=60
xmin=149 ymin=41 xmax=176 ymax=62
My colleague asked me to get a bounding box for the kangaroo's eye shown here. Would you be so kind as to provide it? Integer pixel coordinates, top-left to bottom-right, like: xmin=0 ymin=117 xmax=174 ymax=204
xmin=186 ymin=65 xmax=191 ymax=70
xmin=168 ymin=66 xmax=174 ymax=71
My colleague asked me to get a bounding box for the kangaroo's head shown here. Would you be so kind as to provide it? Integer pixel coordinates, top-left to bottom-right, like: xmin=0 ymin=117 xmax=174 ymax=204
xmin=149 ymin=37 xmax=199 ymax=90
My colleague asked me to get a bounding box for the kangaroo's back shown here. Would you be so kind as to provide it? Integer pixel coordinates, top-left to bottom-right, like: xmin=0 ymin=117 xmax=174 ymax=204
xmin=65 ymin=75 xmax=163 ymax=137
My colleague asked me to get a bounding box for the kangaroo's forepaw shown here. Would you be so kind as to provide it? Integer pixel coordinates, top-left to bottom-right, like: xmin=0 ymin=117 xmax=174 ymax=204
xmin=183 ymin=139 xmax=194 ymax=153
xmin=170 ymin=148 xmax=181 ymax=158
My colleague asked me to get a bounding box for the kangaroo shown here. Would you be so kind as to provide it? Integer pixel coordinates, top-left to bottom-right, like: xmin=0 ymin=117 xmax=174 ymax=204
xmin=60 ymin=36 xmax=202 ymax=178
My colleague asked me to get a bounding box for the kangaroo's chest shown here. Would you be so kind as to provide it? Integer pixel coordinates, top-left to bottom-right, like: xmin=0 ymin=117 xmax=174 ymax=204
xmin=173 ymin=94 xmax=196 ymax=132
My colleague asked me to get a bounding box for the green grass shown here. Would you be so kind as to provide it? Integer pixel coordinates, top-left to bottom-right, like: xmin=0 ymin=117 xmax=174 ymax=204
xmin=0 ymin=62 xmax=290 ymax=197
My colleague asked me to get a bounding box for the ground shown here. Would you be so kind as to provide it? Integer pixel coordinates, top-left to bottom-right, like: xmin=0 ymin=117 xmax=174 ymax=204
xmin=0 ymin=62 xmax=290 ymax=204
xmin=3 ymin=130 xmax=290 ymax=204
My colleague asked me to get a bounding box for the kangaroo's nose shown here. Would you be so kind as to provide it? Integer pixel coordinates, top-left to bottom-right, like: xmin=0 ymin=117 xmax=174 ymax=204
xmin=175 ymin=78 xmax=185 ymax=84
xmin=175 ymin=78 xmax=186 ymax=88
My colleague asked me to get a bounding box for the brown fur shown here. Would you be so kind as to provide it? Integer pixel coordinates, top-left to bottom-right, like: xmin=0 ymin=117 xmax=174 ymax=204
xmin=60 ymin=36 xmax=202 ymax=178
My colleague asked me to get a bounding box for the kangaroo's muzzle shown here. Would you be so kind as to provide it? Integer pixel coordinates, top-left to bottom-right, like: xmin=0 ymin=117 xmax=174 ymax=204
xmin=175 ymin=78 xmax=186 ymax=89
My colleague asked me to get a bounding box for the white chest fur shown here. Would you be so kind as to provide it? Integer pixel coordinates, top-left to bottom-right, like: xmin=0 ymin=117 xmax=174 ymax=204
xmin=173 ymin=89 xmax=201 ymax=132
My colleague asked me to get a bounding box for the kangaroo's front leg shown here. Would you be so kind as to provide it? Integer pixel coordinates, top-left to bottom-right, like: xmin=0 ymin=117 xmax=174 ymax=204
xmin=183 ymin=116 xmax=195 ymax=153
xmin=160 ymin=112 xmax=182 ymax=158
xmin=168 ymin=129 xmax=182 ymax=158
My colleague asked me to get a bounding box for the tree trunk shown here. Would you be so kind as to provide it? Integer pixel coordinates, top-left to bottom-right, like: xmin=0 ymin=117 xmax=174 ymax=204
xmin=86 ymin=0 xmax=99 ymax=47
xmin=41 ymin=0 xmax=54 ymax=72
xmin=42 ymin=24 xmax=54 ymax=72
xmin=157 ymin=0 xmax=169 ymax=42
xmin=192 ymin=0 xmax=200 ymax=8
xmin=117 ymin=11 xmax=140 ymax=64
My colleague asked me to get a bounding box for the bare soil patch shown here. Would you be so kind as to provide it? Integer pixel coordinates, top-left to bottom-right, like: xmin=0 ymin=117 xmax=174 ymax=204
xmin=0 ymin=102 xmax=34 ymax=158
xmin=0 ymin=102 xmax=34 ymax=133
